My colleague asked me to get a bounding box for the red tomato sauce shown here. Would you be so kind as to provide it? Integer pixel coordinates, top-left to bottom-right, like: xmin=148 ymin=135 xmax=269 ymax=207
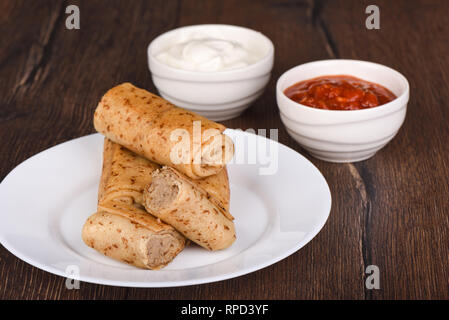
xmin=284 ymin=75 xmax=397 ymax=110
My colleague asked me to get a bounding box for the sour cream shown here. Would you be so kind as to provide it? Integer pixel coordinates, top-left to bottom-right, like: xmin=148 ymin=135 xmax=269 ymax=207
xmin=155 ymin=37 xmax=265 ymax=72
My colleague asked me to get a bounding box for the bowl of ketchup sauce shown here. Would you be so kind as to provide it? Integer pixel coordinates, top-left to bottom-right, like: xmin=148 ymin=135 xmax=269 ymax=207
xmin=276 ymin=60 xmax=409 ymax=162
xmin=284 ymin=75 xmax=397 ymax=111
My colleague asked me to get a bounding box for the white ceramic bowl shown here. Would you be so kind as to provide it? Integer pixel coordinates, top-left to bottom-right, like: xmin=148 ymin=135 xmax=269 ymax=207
xmin=148 ymin=24 xmax=274 ymax=121
xmin=276 ymin=59 xmax=410 ymax=163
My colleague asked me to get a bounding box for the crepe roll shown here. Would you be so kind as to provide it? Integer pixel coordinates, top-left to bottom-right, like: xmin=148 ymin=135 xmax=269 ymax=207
xmin=93 ymin=82 xmax=234 ymax=179
xmin=100 ymin=138 xmax=231 ymax=216
xmin=98 ymin=138 xmax=160 ymax=207
xmin=82 ymin=210 xmax=185 ymax=269
xmin=196 ymin=167 xmax=231 ymax=217
xmin=143 ymin=167 xmax=236 ymax=251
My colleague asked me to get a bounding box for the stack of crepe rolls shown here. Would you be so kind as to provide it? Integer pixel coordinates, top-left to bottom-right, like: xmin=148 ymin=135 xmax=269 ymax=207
xmin=84 ymin=83 xmax=236 ymax=269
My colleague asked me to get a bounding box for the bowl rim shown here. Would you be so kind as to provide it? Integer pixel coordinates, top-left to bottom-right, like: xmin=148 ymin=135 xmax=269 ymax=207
xmin=276 ymin=59 xmax=410 ymax=115
xmin=147 ymin=24 xmax=274 ymax=80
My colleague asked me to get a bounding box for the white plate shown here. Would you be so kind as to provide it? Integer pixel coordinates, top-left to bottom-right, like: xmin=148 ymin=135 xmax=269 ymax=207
xmin=0 ymin=129 xmax=331 ymax=287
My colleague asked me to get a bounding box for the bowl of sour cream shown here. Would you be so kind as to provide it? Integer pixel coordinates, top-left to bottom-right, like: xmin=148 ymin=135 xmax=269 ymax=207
xmin=148 ymin=24 xmax=274 ymax=120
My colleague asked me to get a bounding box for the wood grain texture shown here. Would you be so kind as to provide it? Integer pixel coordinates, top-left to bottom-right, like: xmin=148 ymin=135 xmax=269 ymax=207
xmin=0 ymin=0 xmax=447 ymax=299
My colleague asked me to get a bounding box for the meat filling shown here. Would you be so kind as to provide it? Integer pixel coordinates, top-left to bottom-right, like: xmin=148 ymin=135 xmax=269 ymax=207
xmin=146 ymin=233 xmax=182 ymax=268
xmin=145 ymin=172 xmax=179 ymax=211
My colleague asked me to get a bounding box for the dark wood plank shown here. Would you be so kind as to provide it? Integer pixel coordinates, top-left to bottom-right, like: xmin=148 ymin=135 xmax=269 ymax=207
xmin=319 ymin=0 xmax=449 ymax=299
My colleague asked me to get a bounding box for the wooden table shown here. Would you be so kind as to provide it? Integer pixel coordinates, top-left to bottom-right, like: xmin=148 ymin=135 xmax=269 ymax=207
xmin=1 ymin=0 xmax=448 ymax=300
